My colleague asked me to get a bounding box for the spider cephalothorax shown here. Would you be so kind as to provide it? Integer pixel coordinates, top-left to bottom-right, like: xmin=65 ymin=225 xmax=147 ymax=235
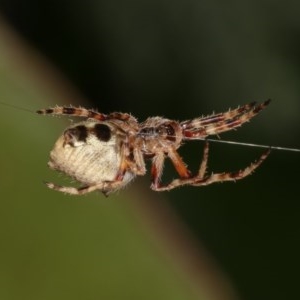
xmin=37 ymin=100 xmax=271 ymax=195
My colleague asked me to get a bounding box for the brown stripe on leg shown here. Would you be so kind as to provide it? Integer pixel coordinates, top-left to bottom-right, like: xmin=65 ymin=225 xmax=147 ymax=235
xmin=153 ymin=149 xmax=270 ymax=191
xmin=193 ymin=148 xmax=271 ymax=186
xmin=181 ymin=100 xmax=271 ymax=139
xmin=37 ymin=106 xmax=108 ymax=120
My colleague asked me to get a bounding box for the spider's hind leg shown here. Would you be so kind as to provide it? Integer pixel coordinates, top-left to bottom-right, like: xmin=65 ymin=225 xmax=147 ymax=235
xmin=152 ymin=144 xmax=270 ymax=191
xmin=192 ymin=148 xmax=271 ymax=186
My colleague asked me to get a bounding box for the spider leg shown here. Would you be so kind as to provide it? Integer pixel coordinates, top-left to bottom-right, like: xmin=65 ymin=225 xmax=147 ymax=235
xmin=37 ymin=106 xmax=109 ymax=121
xmin=151 ymin=142 xmax=208 ymax=191
xmin=150 ymin=152 xmax=165 ymax=189
xmin=197 ymin=141 xmax=209 ymax=178
xmin=45 ymin=175 xmax=135 ymax=196
xmin=191 ymin=148 xmax=270 ymax=187
xmin=168 ymin=147 xmax=192 ymax=178
xmin=45 ymin=182 xmax=108 ymax=195
xmin=153 ymin=147 xmax=270 ymax=191
xmin=151 ymin=147 xmax=191 ymax=191
xmin=181 ymin=102 xmax=256 ymax=132
xmin=114 ymin=141 xmax=133 ymax=181
xmin=115 ymin=143 xmax=146 ymax=181
xmin=181 ymin=100 xmax=271 ymax=139
xmin=132 ymin=148 xmax=147 ymax=175
xmin=37 ymin=106 xmax=135 ymax=123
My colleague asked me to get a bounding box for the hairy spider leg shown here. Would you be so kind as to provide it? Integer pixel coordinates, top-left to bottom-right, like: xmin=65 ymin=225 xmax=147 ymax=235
xmin=181 ymin=100 xmax=271 ymax=139
xmin=152 ymin=145 xmax=270 ymax=191
xmin=150 ymin=147 xmax=192 ymax=189
xmin=37 ymin=106 xmax=134 ymax=122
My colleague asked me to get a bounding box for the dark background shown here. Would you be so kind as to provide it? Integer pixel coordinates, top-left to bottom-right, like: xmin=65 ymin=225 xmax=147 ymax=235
xmin=1 ymin=1 xmax=300 ymax=299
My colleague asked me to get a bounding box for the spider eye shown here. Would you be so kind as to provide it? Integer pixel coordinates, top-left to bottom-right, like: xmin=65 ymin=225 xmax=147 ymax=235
xmin=94 ymin=124 xmax=111 ymax=142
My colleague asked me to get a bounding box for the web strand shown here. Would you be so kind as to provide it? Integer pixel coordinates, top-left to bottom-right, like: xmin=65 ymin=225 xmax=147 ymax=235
xmin=202 ymin=138 xmax=300 ymax=152
xmin=0 ymin=101 xmax=35 ymax=113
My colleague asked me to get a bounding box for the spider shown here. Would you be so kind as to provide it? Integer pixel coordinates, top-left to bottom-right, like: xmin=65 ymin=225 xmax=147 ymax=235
xmin=37 ymin=100 xmax=271 ymax=196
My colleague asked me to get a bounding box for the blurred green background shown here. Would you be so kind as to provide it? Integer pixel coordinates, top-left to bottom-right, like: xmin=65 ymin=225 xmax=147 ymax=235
xmin=0 ymin=1 xmax=300 ymax=299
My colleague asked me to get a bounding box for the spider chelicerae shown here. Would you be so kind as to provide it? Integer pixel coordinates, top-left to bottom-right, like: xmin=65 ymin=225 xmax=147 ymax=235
xmin=37 ymin=100 xmax=271 ymax=195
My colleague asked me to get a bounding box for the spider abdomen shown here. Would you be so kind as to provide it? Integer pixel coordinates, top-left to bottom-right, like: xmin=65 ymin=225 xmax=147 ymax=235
xmin=48 ymin=121 xmax=135 ymax=193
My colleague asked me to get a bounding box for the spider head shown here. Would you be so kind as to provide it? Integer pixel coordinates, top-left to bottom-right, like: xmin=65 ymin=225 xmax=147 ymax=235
xmin=136 ymin=118 xmax=183 ymax=154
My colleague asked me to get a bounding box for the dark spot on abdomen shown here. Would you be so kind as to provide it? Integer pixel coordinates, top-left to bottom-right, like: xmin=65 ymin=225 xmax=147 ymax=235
xmin=94 ymin=124 xmax=111 ymax=142
xmin=63 ymin=125 xmax=88 ymax=146
xmin=75 ymin=125 xmax=88 ymax=141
